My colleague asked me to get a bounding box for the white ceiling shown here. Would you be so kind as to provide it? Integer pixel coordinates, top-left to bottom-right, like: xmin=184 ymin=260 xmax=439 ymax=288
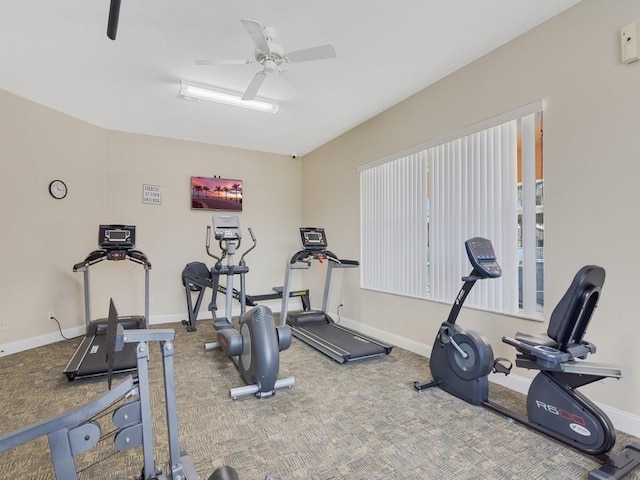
xmin=0 ymin=0 xmax=581 ymax=156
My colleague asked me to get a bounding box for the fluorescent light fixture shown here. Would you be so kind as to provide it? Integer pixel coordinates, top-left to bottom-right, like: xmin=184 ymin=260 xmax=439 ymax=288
xmin=179 ymin=81 xmax=279 ymax=114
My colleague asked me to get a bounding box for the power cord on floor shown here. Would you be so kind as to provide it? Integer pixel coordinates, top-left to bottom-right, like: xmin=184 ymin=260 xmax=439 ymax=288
xmin=51 ymin=315 xmax=72 ymax=340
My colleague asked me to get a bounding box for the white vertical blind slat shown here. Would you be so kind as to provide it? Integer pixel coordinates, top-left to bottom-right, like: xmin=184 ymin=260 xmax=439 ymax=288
xmin=428 ymin=120 xmax=518 ymax=312
xmin=360 ymin=152 xmax=427 ymax=297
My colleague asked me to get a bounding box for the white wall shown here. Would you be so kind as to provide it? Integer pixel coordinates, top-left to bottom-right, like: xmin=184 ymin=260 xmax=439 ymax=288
xmin=300 ymin=0 xmax=640 ymax=427
xmin=0 ymin=90 xmax=302 ymax=352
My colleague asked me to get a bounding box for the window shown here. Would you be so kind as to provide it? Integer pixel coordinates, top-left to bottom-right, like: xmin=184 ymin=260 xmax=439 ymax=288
xmin=360 ymin=101 xmax=543 ymax=317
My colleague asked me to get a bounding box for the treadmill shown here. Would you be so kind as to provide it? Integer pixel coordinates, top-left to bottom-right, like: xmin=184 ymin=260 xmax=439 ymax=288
xmin=280 ymin=227 xmax=393 ymax=363
xmin=63 ymin=225 xmax=151 ymax=381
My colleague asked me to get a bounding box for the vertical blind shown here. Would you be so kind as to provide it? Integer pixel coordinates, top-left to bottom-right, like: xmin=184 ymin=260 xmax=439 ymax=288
xmin=359 ymin=101 xmax=541 ymax=316
xmin=429 ymin=121 xmax=519 ymax=312
xmin=360 ymin=151 xmax=428 ymax=298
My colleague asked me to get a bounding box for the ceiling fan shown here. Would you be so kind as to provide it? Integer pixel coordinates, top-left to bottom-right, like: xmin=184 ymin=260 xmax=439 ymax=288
xmin=196 ymin=19 xmax=338 ymax=101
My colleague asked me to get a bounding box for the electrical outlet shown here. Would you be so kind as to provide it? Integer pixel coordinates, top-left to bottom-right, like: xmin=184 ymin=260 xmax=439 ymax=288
xmin=0 ymin=322 xmax=5 ymax=332
xmin=48 ymin=311 xmax=55 ymax=321
xmin=149 ymin=298 xmax=155 ymax=308
xmin=339 ymin=300 xmax=345 ymax=309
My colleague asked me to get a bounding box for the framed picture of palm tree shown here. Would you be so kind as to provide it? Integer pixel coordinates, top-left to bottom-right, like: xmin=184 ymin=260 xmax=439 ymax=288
xmin=190 ymin=176 xmax=243 ymax=211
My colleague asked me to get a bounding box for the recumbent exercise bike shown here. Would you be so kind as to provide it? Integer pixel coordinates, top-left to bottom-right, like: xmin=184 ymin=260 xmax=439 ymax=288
xmin=414 ymin=237 xmax=640 ymax=480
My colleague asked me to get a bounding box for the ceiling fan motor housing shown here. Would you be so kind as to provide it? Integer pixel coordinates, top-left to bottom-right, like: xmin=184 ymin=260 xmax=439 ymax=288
xmin=256 ymin=42 xmax=286 ymax=66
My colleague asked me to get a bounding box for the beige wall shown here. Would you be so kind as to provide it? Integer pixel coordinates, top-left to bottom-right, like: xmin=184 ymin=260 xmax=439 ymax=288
xmin=98 ymin=131 xmax=303 ymax=322
xmin=0 ymin=89 xmax=107 ymax=343
xmin=0 ymin=89 xmax=302 ymax=349
xmin=301 ymin=0 xmax=640 ymax=422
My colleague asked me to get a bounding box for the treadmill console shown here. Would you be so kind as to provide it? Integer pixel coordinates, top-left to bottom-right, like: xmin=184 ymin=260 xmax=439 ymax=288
xmin=99 ymin=225 xmax=136 ymax=250
xmin=213 ymin=215 xmax=241 ymax=241
xmin=299 ymin=227 xmax=328 ymax=251
xmin=464 ymin=237 xmax=502 ymax=279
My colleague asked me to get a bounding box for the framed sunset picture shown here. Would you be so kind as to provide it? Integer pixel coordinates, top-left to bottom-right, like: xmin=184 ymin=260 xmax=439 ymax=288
xmin=190 ymin=176 xmax=243 ymax=212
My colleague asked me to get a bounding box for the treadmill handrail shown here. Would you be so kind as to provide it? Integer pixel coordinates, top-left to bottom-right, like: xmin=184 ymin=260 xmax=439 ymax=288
xmin=288 ymin=249 xmax=342 ymax=265
xmin=73 ymin=249 xmax=151 ymax=271
xmin=73 ymin=250 xmax=108 ymax=271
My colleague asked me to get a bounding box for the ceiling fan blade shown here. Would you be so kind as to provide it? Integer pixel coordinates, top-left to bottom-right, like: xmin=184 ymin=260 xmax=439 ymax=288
xmin=240 ymin=18 xmax=270 ymax=53
xmin=107 ymin=0 xmax=121 ymax=40
xmin=242 ymin=71 xmax=267 ymax=101
xmin=287 ymin=44 xmax=337 ymax=63
xmin=196 ymin=59 xmax=252 ymax=66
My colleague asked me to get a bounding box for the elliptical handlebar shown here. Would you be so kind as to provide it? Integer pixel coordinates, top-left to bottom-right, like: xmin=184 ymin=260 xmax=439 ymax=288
xmin=205 ymin=225 xmax=221 ymax=262
xmin=240 ymin=227 xmax=257 ymax=263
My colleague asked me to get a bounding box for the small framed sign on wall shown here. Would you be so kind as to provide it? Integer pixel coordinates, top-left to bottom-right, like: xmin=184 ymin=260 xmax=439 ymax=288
xmin=142 ymin=184 xmax=162 ymax=205
xmin=190 ymin=176 xmax=243 ymax=211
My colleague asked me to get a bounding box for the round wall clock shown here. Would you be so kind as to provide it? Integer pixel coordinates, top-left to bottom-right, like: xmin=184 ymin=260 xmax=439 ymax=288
xmin=49 ymin=180 xmax=68 ymax=199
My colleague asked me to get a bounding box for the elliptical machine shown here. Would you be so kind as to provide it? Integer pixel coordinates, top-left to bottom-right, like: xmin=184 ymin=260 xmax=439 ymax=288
xmin=415 ymin=237 xmax=640 ymax=480
xmin=200 ymin=215 xmax=295 ymax=400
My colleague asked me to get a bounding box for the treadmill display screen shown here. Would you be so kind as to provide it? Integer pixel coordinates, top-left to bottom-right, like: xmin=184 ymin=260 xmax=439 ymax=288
xmin=99 ymin=225 xmax=136 ymax=250
xmin=300 ymin=228 xmax=328 ymax=251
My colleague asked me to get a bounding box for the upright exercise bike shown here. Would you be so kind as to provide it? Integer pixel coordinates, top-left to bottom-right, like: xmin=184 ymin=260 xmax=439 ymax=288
xmin=201 ymin=215 xmax=295 ymax=400
xmin=415 ymin=237 xmax=640 ymax=480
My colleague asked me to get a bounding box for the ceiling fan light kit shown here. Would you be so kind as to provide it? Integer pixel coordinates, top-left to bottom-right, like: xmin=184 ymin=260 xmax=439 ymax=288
xmin=178 ymin=81 xmax=280 ymax=114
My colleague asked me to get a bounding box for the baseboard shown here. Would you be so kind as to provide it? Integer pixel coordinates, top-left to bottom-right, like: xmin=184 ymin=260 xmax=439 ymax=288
xmin=0 ymin=303 xmax=281 ymax=356
xmin=335 ymin=313 xmax=640 ymax=438
xmin=334 ymin=313 xmax=432 ymax=358
xmin=0 ymin=326 xmax=85 ymax=357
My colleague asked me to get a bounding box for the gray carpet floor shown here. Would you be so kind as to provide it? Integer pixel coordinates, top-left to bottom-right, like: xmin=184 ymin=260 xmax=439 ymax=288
xmin=1 ymin=316 xmax=639 ymax=480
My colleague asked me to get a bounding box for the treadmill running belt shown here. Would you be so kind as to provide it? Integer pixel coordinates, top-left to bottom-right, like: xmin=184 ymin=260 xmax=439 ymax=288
xmin=294 ymin=323 xmax=388 ymax=360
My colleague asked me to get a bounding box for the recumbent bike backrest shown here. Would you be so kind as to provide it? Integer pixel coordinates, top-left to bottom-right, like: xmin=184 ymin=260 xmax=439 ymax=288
xmin=546 ymin=265 xmax=605 ymax=353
